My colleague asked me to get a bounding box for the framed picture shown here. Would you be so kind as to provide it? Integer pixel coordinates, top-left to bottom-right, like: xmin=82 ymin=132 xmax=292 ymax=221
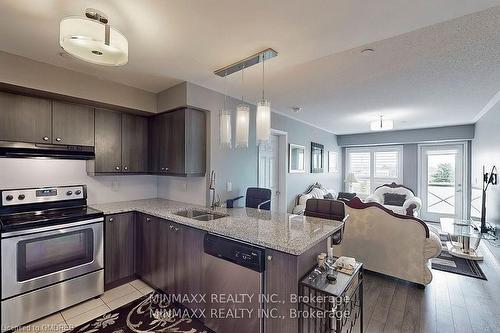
xmin=289 ymin=144 xmax=306 ymax=173
xmin=328 ymin=151 xmax=338 ymax=173
xmin=311 ymin=142 xmax=324 ymax=173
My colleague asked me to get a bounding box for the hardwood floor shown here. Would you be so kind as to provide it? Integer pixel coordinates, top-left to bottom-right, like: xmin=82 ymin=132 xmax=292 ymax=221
xmin=362 ymin=243 xmax=500 ymax=333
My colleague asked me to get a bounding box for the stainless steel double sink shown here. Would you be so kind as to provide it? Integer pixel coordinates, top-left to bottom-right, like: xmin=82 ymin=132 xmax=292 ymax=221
xmin=174 ymin=209 xmax=228 ymax=221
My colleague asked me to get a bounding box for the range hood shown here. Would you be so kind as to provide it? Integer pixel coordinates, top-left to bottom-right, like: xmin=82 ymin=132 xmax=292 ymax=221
xmin=0 ymin=141 xmax=94 ymax=160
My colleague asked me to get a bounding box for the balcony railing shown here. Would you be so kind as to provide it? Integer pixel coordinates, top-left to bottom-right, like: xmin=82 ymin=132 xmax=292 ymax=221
xmin=427 ymin=183 xmax=455 ymax=214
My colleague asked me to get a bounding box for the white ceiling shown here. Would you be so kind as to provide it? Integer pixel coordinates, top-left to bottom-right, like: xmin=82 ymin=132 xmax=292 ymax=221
xmin=1 ymin=0 xmax=500 ymax=134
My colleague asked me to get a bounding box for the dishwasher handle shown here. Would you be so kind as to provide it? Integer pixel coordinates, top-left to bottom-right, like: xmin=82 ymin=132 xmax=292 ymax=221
xmin=204 ymin=234 xmax=265 ymax=273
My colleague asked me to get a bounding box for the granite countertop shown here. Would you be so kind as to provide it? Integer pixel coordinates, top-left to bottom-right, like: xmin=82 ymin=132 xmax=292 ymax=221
xmin=90 ymin=198 xmax=343 ymax=255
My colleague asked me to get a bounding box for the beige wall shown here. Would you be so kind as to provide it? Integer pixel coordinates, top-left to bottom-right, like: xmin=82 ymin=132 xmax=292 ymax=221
xmin=0 ymin=51 xmax=157 ymax=113
xmin=157 ymin=82 xmax=188 ymax=112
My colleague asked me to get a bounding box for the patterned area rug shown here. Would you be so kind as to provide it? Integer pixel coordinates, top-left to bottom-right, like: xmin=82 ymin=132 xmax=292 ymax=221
xmin=431 ymin=234 xmax=487 ymax=280
xmin=68 ymin=292 xmax=214 ymax=333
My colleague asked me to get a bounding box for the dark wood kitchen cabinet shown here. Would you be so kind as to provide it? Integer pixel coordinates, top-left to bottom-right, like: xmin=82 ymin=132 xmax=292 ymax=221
xmin=150 ymin=108 xmax=206 ymax=176
xmin=136 ymin=213 xmax=165 ymax=288
xmin=135 ymin=214 xmax=150 ymax=283
xmin=122 ymin=114 xmax=149 ymax=173
xmin=88 ymin=109 xmax=149 ymax=174
xmin=0 ymin=92 xmax=52 ymax=144
xmin=177 ymin=224 xmax=204 ymax=308
xmin=105 ymin=213 xmax=136 ymax=286
xmin=134 ymin=214 xmax=205 ymax=301
xmin=93 ymin=109 xmax=122 ymax=173
xmin=136 ymin=214 xmax=175 ymax=292
xmin=52 ymin=101 xmax=94 ymax=146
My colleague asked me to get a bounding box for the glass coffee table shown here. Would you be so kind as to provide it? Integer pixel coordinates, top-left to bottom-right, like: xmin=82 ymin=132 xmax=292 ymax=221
xmin=440 ymin=218 xmax=483 ymax=261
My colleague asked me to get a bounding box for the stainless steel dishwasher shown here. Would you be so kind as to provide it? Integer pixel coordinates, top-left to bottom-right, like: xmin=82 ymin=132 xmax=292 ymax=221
xmin=203 ymin=233 xmax=265 ymax=333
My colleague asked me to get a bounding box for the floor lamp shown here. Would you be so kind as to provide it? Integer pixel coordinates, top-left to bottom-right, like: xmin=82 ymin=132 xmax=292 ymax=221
xmin=345 ymin=173 xmax=358 ymax=192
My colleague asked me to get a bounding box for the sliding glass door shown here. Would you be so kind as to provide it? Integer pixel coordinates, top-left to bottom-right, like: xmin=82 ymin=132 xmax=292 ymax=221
xmin=419 ymin=144 xmax=466 ymax=222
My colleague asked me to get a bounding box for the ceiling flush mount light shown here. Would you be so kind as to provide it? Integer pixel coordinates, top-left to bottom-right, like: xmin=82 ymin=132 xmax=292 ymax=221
xmin=370 ymin=115 xmax=394 ymax=131
xmin=291 ymin=107 xmax=302 ymax=113
xmin=59 ymin=8 xmax=128 ymax=66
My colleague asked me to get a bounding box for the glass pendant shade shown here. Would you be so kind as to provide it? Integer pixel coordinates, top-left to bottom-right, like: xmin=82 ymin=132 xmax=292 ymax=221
xmin=60 ymin=17 xmax=128 ymax=66
xmin=235 ymin=104 xmax=250 ymax=148
xmin=219 ymin=109 xmax=232 ymax=148
xmin=256 ymin=99 xmax=271 ymax=143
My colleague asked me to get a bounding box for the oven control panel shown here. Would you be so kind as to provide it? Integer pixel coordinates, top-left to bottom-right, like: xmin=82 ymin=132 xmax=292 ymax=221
xmin=1 ymin=185 xmax=85 ymax=206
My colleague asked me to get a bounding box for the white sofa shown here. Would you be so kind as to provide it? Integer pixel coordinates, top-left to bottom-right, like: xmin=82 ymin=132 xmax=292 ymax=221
xmin=292 ymin=183 xmax=337 ymax=214
xmin=366 ymin=183 xmax=422 ymax=216
xmin=334 ymin=197 xmax=441 ymax=286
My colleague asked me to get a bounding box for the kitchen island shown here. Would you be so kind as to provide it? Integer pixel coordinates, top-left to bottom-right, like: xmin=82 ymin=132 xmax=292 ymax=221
xmin=91 ymin=198 xmax=345 ymax=333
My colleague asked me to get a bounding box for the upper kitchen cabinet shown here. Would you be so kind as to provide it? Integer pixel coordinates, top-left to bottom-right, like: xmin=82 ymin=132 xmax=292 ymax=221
xmin=150 ymin=108 xmax=206 ymax=177
xmin=88 ymin=108 xmax=149 ymax=174
xmin=0 ymin=92 xmax=52 ymax=144
xmin=92 ymin=109 xmax=122 ymax=173
xmin=122 ymin=114 xmax=149 ymax=173
xmin=52 ymin=101 xmax=94 ymax=146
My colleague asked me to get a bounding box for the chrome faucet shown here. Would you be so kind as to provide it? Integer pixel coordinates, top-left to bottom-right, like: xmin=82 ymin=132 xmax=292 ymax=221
xmin=209 ymin=170 xmax=220 ymax=209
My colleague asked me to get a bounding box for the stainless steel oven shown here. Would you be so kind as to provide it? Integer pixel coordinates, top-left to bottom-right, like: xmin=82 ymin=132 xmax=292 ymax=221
xmin=1 ymin=218 xmax=103 ymax=299
xmin=0 ymin=185 xmax=104 ymax=332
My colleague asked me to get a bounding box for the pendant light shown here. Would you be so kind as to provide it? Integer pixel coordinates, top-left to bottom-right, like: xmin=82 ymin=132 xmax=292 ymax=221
xmin=219 ymin=72 xmax=232 ymax=148
xmin=370 ymin=115 xmax=393 ymax=131
xmin=235 ymin=66 xmax=250 ymax=148
xmin=256 ymin=55 xmax=271 ymax=144
xmin=60 ymin=9 xmax=128 ymax=66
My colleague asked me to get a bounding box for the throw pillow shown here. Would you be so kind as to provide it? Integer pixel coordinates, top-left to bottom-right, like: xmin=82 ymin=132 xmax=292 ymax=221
xmin=383 ymin=193 xmax=406 ymax=206
xmin=298 ymin=193 xmax=313 ymax=206
xmin=324 ymin=193 xmax=334 ymax=199
xmin=337 ymin=192 xmax=356 ymax=201
xmin=310 ymin=188 xmax=326 ymax=199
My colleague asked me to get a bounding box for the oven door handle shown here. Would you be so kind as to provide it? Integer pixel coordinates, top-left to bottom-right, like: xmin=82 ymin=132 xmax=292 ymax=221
xmin=1 ymin=217 xmax=104 ymax=238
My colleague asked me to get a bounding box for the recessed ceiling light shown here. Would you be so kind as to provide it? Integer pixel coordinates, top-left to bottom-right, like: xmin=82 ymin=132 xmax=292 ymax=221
xmin=291 ymin=107 xmax=302 ymax=113
xmin=361 ymin=48 xmax=375 ymax=54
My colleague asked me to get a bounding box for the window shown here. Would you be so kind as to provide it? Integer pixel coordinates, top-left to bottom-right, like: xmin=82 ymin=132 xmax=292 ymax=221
xmin=346 ymin=146 xmax=403 ymax=196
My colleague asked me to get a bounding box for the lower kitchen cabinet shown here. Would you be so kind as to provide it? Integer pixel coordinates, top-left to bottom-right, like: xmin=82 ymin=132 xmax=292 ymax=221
xmin=177 ymin=225 xmax=204 ymax=308
xmin=104 ymin=213 xmax=136 ymax=286
xmin=135 ymin=213 xmax=157 ymax=286
xmin=134 ymin=214 xmax=205 ymax=299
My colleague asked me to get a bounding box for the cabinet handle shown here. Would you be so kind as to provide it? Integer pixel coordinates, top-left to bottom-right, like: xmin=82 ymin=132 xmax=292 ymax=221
xmin=42 ymin=136 xmax=49 ymax=141
xmin=109 ymin=217 xmax=114 ymax=222
xmin=161 ymin=167 xmax=165 ymax=171
xmin=267 ymin=255 xmax=273 ymax=261
xmin=169 ymin=225 xmax=175 ymax=230
xmin=115 ymin=166 xmax=120 ymax=170
xmin=146 ymin=217 xmax=151 ymax=222
xmin=124 ymin=166 xmax=128 ymax=171
xmin=164 ymin=167 xmax=169 ymax=172
xmin=174 ymin=227 xmax=179 ymax=232
xmin=56 ymin=137 xmax=62 ymax=142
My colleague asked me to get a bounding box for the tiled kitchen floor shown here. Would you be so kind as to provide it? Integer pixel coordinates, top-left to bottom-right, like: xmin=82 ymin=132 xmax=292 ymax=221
xmin=15 ymin=280 xmax=154 ymax=333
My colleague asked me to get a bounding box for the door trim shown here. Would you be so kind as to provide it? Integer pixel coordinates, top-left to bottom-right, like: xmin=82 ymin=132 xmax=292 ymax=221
xmin=272 ymin=129 xmax=288 ymax=214
xmin=257 ymin=130 xmax=288 ymax=213
xmin=417 ymin=142 xmax=468 ymax=221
